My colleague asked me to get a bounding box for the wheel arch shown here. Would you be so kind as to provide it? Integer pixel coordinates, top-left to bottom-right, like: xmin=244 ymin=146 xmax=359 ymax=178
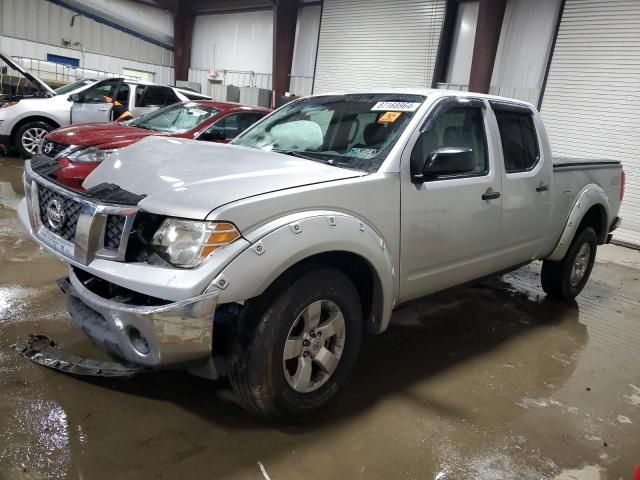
xmin=547 ymin=184 xmax=610 ymax=261
xmin=210 ymin=212 xmax=396 ymax=334
xmin=10 ymin=115 xmax=60 ymax=145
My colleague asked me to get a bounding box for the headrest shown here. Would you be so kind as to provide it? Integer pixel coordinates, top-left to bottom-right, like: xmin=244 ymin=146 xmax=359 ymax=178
xmin=363 ymin=123 xmax=387 ymax=146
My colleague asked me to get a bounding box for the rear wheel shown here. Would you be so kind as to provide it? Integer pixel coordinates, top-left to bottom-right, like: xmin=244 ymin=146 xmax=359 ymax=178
xmin=228 ymin=268 xmax=363 ymax=421
xmin=541 ymin=227 xmax=597 ymax=301
xmin=15 ymin=120 xmax=55 ymax=158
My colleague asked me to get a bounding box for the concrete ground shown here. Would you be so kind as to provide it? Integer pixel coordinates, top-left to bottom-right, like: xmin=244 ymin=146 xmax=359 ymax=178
xmin=1 ymin=154 xmax=639 ymax=480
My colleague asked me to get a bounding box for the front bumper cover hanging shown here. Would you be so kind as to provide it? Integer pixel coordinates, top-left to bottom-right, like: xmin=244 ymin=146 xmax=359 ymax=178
xmin=13 ymin=334 xmax=150 ymax=377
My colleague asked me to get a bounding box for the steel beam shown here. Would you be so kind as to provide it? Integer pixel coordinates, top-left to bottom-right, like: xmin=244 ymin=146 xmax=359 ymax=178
xmin=468 ymin=0 xmax=506 ymax=94
xmin=272 ymin=0 xmax=297 ymax=106
xmin=174 ymin=0 xmax=195 ymax=82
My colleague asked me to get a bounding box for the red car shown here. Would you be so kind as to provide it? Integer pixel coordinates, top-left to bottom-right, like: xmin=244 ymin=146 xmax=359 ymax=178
xmin=39 ymin=100 xmax=270 ymax=190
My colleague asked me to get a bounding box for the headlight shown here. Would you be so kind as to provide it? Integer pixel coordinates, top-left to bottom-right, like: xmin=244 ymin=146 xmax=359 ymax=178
xmin=151 ymin=219 xmax=241 ymax=268
xmin=67 ymin=146 xmax=117 ymax=163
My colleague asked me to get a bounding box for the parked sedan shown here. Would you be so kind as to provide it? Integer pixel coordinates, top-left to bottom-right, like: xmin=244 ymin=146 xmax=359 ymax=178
xmin=39 ymin=100 xmax=270 ymax=190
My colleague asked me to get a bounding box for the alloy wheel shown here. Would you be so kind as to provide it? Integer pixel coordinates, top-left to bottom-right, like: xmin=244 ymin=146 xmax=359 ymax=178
xmin=21 ymin=127 xmax=48 ymax=154
xmin=282 ymin=299 xmax=346 ymax=393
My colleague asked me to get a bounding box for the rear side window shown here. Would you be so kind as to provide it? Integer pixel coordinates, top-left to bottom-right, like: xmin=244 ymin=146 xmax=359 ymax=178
xmin=210 ymin=112 xmax=267 ymax=140
xmin=136 ymin=86 xmax=179 ymax=107
xmin=494 ymin=109 xmax=539 ymax=172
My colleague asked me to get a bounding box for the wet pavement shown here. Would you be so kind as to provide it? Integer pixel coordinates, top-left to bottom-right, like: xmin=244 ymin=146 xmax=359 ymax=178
xmin=1 ymin=154 xmax=639 ymax=480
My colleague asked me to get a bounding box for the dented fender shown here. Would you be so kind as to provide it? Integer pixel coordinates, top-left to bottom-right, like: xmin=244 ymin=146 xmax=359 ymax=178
xmin=547 ymin=184 xmax=610 ymax=261
xmin=207 ymin=211 xmax=397 ymax=334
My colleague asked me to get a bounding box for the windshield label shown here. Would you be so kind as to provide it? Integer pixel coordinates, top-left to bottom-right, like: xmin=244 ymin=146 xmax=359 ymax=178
xmin=378 ymin=111 xmax=402 ymax=123
xmin=371 ymin=102 xmax=421 ymax=112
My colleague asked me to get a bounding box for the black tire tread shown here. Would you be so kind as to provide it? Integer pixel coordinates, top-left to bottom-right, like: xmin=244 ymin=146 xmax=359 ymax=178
xmin=228 ymin=266 xmax=362 ymax=421
xmin=541 ymin=227 xmax=597 ymax=301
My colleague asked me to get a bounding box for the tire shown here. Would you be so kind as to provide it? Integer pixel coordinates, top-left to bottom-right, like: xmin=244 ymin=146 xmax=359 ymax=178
xmin=541 ymin=227 xmax=597 ymax=301
xmin=228 ymin=267 xmax=363 ymax=421
xmin=15 ymin=120 xmax=55 ymax=158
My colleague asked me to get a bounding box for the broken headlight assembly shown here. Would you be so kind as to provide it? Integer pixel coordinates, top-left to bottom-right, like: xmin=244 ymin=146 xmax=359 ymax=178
xmin=151 ymin=219 xmax=241 ymax=268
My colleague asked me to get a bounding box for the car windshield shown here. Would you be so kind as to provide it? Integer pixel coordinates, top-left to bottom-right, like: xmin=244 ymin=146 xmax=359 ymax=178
xmin=129 ymin=102 xmax=220 ymax=133
xmin=54 ymin=79 xmax=93 ymax=95
xmin=233 ymin=93 xmax=426 ymax=172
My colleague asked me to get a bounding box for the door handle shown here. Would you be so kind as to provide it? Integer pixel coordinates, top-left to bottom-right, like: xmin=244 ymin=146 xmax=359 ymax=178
xmin=98 ymin=106 xmax=111 ymax=111
xmin=482 ymin=190 xmax=501 ymax=201
xmin=536 ymin=184 xmax=549 ymax=192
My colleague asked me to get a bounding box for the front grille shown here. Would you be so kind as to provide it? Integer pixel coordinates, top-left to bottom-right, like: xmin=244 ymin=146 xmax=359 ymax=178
xmin=41 ymin=140 xmax=68 ymax=158
xmin=37 ymin=184 xmax=82 ymax=242
xmin=104 ymin=215 xmax=125 ymax=250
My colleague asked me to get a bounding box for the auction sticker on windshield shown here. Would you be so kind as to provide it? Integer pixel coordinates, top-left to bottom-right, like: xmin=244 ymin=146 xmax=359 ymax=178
xmin=371 ymin=102 xmax=421 ymax=112
xmin=378 ymin=111 xmax=402 ymax=123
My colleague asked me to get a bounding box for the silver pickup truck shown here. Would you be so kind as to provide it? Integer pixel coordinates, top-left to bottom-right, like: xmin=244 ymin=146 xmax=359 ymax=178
xmin=18 ymin=89 xmax=624 ymax=420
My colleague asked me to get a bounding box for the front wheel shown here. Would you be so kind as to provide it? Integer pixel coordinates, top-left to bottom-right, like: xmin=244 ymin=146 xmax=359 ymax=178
xmin=15 ymin=120 xmax=55 ymax=158
xmin=541 ymin=227 xmax=597 ymax=301
xmin=228 ymin=268 xmax=363 ymax=421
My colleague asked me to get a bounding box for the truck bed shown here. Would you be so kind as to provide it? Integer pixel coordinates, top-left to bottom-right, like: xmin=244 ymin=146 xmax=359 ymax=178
xmin=541 ymin=158 xmax=623 ymax=257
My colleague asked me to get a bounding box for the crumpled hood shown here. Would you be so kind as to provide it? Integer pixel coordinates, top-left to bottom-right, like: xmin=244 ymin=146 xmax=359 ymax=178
xmin=83 ymin=136 xmax=365 ymax=219
xmin=47 ymin=122 xmax=161 ymax=149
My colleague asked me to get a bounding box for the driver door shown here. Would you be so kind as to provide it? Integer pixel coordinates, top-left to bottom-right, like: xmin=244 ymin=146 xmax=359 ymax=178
xmin=70 ymin=79 xmax=125 ymax=124
xmin=399 ymin=97 xmax=504 ymax=303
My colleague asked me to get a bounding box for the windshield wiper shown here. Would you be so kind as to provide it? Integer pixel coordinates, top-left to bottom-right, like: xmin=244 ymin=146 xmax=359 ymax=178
xmin=274 ymin=150 xmax=364 ymax=172
xmin=131 ymin=124 xmax=154 ymax=131
xmin=274 ymin=149 xmax=325 ymax=162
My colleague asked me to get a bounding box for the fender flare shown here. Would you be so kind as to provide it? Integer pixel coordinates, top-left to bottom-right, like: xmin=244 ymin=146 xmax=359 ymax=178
xmin=207 ymin=211 xmax=397 ymax=334
xmin=547 ymin=184 xmax=610 ymax=261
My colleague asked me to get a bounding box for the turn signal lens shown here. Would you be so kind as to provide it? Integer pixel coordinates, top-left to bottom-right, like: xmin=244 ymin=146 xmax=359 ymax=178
xmin=201 ymin=223 xmax=241 ymax=257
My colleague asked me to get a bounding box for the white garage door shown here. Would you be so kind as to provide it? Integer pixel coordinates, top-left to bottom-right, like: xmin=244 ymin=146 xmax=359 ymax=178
xmin=540 ymin=0 xmax=640 ymax=246
xmin=313 ymin=0 xmax=446 ymax=93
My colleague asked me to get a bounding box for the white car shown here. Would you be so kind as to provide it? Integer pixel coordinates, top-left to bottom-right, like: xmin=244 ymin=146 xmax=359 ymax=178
xmin=0 ymin=50 xmax=210 ymax=157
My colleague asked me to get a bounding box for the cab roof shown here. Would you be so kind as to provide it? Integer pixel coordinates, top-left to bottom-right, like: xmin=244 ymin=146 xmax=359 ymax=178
xmin=308 ymin=88 xmax=537 ymax=111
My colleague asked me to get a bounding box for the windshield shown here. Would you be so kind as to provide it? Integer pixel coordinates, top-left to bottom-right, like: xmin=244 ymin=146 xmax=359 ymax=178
xmin=129 ymin=102 xmax=220 ymax=133
xmin=233 ymin=94 xmax=426 ymax=172
xmin=54 ymin=79 xmax=93 ymax=95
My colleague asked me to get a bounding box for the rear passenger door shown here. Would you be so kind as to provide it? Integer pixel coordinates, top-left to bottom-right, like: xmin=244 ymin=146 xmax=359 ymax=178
xmin=399 ymin=97 xmax=504 ymax=302
xmin=491 ymin=102 xmax=552 ymax=264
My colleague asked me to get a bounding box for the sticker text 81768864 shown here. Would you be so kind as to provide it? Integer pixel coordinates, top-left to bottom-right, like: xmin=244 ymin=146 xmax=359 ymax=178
xmin=371 ymin=102 xmax=421 ymax=112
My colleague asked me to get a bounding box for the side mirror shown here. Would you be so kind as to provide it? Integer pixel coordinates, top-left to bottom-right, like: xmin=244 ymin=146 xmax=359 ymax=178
xmin=414 ymin=147 xmax=475 ymax=181
xmin=68 ymin=93 xmax=81 ymax=103
xmin=200 ymin=127 xmax=226 ymax=142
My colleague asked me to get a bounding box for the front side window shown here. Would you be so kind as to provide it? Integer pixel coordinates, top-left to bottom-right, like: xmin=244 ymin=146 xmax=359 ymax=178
xmin=129 ymin=102 xmax=219 ymax=133
xmin=233 ymin=94 xmax=426 ymax=173
xmin=494 ymin=109 xmax=539 ymax=172
xmin=412 ymin=105 xmax=488 ymax=177
xmin=80 ymin=80 xmax=121 ymax=103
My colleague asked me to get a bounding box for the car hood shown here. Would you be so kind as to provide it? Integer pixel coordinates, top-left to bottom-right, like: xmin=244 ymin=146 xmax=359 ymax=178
xmin=83 ymin=136 xmax=366 ymax=219
xmin=47 ymin=122 xmax=161 ymax=149
xmin=0 ymin=49 xmax=56 ymax=97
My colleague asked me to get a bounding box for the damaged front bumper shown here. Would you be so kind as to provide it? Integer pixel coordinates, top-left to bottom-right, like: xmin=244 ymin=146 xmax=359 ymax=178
xmin=62 ymin=267 xmax=220 ymax=368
